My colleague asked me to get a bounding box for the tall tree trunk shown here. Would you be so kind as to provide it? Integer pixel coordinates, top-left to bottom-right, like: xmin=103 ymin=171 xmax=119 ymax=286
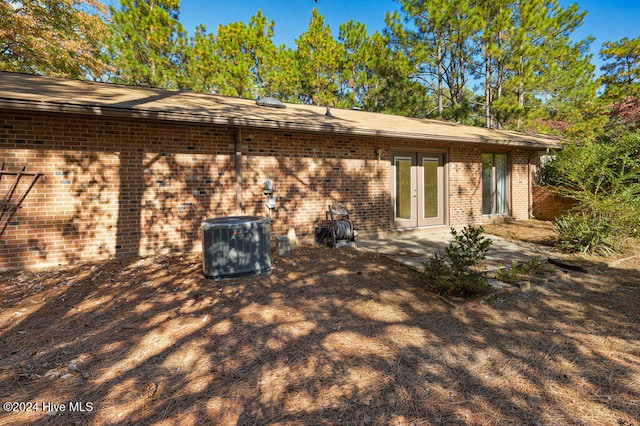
xmin=485 ymin=48 xmax=492 ymax=128
xmin=496 ymin=58 xmax=503 ymax=129
xmin=437 ymin=41 xmax=443 ymax=117
xmin=517 ymin=55 xmax=525 ymax=130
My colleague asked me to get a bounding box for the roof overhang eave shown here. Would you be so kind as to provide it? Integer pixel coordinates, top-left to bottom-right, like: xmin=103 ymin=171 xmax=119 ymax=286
xmin=0 ymin=99 xmax=565 ymax=150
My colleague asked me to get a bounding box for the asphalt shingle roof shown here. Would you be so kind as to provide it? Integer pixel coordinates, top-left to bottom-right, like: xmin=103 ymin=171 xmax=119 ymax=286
xmin=0 ymin=72 xmax=564 ymax=149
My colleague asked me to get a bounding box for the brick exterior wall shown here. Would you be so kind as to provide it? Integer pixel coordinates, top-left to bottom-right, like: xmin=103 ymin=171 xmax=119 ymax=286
xmin=510 ymin=149 xmax=535 ymax=221
xmin=532 ymin=185 xmax=576 ymax=221
xmin=448 ymin=144 xmax=484 ymax=224
xmin=1 ymin=109 xmax=537 ymax=270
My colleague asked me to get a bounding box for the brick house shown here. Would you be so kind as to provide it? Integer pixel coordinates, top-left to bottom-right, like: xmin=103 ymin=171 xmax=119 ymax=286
xmin=0 ymin=72 xmax=562 ymax=270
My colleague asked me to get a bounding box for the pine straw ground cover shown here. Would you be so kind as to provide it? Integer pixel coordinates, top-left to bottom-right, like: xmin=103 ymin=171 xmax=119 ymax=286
xmin=0 ymin=234 xmax=639 ymax=425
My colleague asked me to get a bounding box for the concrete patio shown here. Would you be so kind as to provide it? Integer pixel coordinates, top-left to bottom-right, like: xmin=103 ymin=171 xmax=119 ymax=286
xmin=358 ymin=229 xmax=549 ymax=272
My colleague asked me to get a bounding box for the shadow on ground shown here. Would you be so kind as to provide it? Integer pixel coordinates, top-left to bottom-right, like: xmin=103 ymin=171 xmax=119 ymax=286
xmin=0 ymin=247 xmax=638 ymax=425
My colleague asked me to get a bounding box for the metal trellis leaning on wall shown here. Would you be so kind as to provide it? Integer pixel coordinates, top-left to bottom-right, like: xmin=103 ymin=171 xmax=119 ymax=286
xmin=0 ymin=163 xmax=43 ymax=237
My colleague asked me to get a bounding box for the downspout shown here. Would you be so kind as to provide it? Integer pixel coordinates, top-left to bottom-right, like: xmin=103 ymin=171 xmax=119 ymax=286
xmin=235 ymin=127 xmax=242 ymax=215
xmin=528 ymin=152 xmax=533 ymax=219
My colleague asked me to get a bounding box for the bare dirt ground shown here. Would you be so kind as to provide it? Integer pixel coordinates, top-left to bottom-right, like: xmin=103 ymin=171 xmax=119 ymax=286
xmin=483 ymin=219 xmax=558 ymax=247
xmin=484 ymin=219 xmax=640 ymax=268
xmin=1 ymin=221 xmax=639 ymax=425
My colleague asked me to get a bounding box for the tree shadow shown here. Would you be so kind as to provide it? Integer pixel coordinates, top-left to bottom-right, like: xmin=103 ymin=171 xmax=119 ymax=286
xmin=0 ymin=249 xmax=638 ymax=425
xmin=1 ymin=88 xmax=637 ymax=425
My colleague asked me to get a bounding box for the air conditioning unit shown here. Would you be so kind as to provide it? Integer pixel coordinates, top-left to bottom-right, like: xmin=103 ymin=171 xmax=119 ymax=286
xmin=202 ymin=216 xmax=271 ymax=279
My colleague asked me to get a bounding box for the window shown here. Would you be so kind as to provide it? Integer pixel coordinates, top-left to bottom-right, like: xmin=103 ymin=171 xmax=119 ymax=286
xmin=482 ymin=153 xmax=508 ymax=215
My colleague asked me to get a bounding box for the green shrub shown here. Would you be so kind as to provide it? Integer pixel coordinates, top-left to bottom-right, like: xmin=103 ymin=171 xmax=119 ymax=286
xmin=424 ymin=226 xmax=493 ymax=297
xmin=547 ymin=132 xmax=640 ymax=254
xmin=495 ymin=260 xmax=525 ymax=284
xmin=535 ymin=155 xmax=561 ymax=187
xmin=554 ymin=212 xmax=617 ymax=255
xmin=445 ymin=226 xmax=494 ymax=273
xmin=424 ymin=251 xmax=450 ymax=284
xmin=524 ymin=256 xmax=544 ymax=274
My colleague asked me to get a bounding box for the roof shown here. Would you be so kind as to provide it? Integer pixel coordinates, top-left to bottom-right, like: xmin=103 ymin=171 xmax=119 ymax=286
xmin=0 ymin=72 xmax=564 ymax=149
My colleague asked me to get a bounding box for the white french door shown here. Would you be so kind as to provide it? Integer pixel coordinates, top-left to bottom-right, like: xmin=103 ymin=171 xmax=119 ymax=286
xmin=392 ymin=152 xmax=444 ymax=228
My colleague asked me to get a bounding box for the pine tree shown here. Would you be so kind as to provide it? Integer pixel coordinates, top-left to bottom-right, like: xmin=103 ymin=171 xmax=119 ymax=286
xmin=388 ymin=0 xmax=599 ymax=136
xmin=517 ymin=1 xmax=602 ymax=140
xmin=181 ymin=24 xmax=222 ymax=93
xmin=181 ymin=10 xmax=297 ymax=101
xmin=335 ymin=18 xmax=426 ymax=115
xmin=379 ymin=12 xmax=434 ymax=117
xmin=474 ymin=0 xmax=512 ymax=128
xmin=260 ymin=44 xmax=301 ymax=103
xmin=106 ymin=0 xmax=187 ymax=89
xmin=393 ymin=0 xmax=481 ymax=122
xmin=212 ymin=10 xmax=278 ymax=98
xmin=295 ymin=8 xmax=344 ymax=106
xmin=600 ymin=37 xmax=640 ymax=101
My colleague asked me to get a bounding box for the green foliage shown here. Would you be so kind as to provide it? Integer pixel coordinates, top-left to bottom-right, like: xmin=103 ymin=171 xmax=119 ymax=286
xmin=392 ymin=0 xmax=478 ymax=121
xmin=524 ymin=256 xmax=544 ymax=274
xmin=424 ymin=226 xmax=493 ymax=297
xmin=179 ymin=11 xmax=299 ymax=101
xmin=445 ymin=226 xmax=494 ymax=274
xmin=549 ymin=131 xmax=640 ymax=254
xmin=392 ymin=0 xmax=597 ymax=135
xmin=181 ymin=24 xmax=222 ymax=93
xmin=295 ymin=8 xmax=344 ymax=106
xmin=211 ymin=10 xmax=278 ymax=98
xmin=599 ymin=36 xmax=640 ymax=102
xmin=535 ymin=154 xmax=560 ymax=187
xmin=433 ymin=272 xmax=490 ymax=298
xmin=336 ymin=20 xmax=420 ymax=112
xmin=107 ymin=0 xmax=188 ymax=89
xmin=554 ymin=212 xmax=617 ymax=255
xmin=260 ymin=45 xmax=301 ymax=103
xmin=495 ymin=260 xmax=525 ymax=284
xmin=495 ymin=257 xmax=544 ymax=284
xmin=2 ymin=0 xmax=607 ymax=135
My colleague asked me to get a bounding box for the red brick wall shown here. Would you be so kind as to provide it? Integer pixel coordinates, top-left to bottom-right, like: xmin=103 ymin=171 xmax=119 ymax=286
xmin=447 ymin=145 xmax=533 ymax=224
xmin=0 ymin=109 xmax=538 ymax=270
xmin=510 ymin=149 xmax=535 ymax=220
xmin=532 ymin=185 xmax=575 ymax=221
xmin=239 ymin=129 xmax=390 ymax=240
xmin=448 ymin=144 xmax=484 ymax=224
xmin=0 ymin=111 xmax=237 ymax=270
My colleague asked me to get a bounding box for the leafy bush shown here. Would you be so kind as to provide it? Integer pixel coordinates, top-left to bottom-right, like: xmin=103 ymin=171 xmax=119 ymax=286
xmin=495 ymin=260 xmax=525 ymax=284
xmin=524 ymin=256 xmax=544 ymax=274
xmin=554 ymin=212 xmax=617 ymax=255
xmin=424 ymin=226 xmax=493 ymax=297
xmin=547 ymin=132 xmax=640 ymax=254
xmin=445 ymin=226 xmax=494 ymax=273
xmin=494 ymin=257 xmax=545 ymax=285
xmin=535 ymin=154 xmax=561 ymax=187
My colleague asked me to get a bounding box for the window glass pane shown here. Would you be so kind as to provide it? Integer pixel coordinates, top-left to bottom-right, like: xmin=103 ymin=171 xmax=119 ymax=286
xmin=495 ymin=154 xmax=507 ymax=214
xmin=423 ymin=158 xmax=439 ymax=218
xmin=482 ymin=154 xmax=493 ymax=215
xmin=395 ymin=158 xmax=412 ymax=220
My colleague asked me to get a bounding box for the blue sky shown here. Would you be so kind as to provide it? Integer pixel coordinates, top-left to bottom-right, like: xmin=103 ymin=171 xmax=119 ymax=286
xmin=142 ymin=0 xmax=640 ymax=72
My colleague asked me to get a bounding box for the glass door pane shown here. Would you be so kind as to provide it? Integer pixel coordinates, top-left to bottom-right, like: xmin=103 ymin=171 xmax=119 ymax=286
xmin=495 ymin=154 xmax=507 ymax=214
xmin=422 ymin=158 xmax=439 ymax=219
xmin=395 ymin=157 xmax=413 ymax=221
xmin=482 ymin=154 xmax=493 ymax=215
xmin=393 ymin=152 xmax=444 ymax=228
